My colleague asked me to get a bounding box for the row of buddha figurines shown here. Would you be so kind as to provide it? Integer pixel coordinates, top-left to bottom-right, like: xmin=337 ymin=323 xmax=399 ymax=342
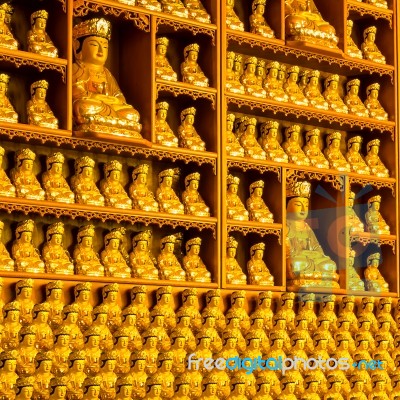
xmin=0 ymin=147 xmax=211 ymax=215
xmin=0 ymin=219 xmax=212 ymax=281
xmin=226 ymin=116 xmax=390 ymax=178
xmin=226 ymin=55 xmax=389 ymax=120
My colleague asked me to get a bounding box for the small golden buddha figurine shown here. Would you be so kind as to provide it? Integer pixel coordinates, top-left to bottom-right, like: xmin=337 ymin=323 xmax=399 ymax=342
xmin=10 ymin=149 xmax=45 ymax=200
xmin=226 ymin=236 xmax=247 ymax=285
xmin=358 ymin=297 xmax=378 ymax=333
xmin=72 ymin=282 xmax=93 ymax=332
xmin=228 ymin=291 xmax=251 ymax=334
xmin=346 ymin=20 xmax=363 ymax=59
xmin=298 ymin=69 xmax=309 ymax=91
xmin=246 ymin=180 xmax=274 ymax=223
xmin=155 ymin=37 xmax=177 ymax=82
xmin=42 ymin=222 xmax=74 ymax=275
xmin=297 ymin=293 xmax=318 ymax=333
xmin=365 ymin=0 xmax=388 ymax=8
xmin=284 ymin=0 xmax=339 ymax=49
xmin=2 ymin=303 xmax=21 ymax=350
xmin=240 ymin=56 xmax=267 ymax=98
xmin=71 ymin=156 xmax=104 ymax=206
xmin=247 ymin=242 xmax=275 ymax=286
xmin=72 ymin=18 xmax=142 ymax=137
xmin=73 ymin=225 xmax=105 ymax=277
xmin=0 ymin=146 xmax=15 ymax=197
xmin=364 ymin=83 xmax=388 ymax=121
xmin=344 ymin=79 xmax=369 ymax=118
xmin=250 ymin=0 xmax=275 ymax=38
xmin=169 ymin=329 xmax=187 ymax=375
xmin=249 ymin=311 xmax=270 ymax=354
xmin=127 ymin=286 xmax=149 ymax=334
xmin=66 ymin=351 xmax=86 ymax=400
xmin=226 ymin=174 xmax=249 ymax=221
xmin=174 ymin=311 xmax=196 ymax=352
xmin=314 ymin=317 xmax=335 ymax=352
xmin=338 ymin=296 xmax=358 ymax=334
xmin=0 ymin=222 xmax=14 ymax=271
xmin=120 ymin=307 xmax=142 ymax=352
xmin=48 ymin=378 xmax=67 ymax=400
xmin=101 ymin=288 xmax=122 ymax=334
xmin=282 ymin=125 xmax=311 ymax=166
xmin=252 ymin=291 xmax=274 ymax=332
xmin=336 ymin=316 xmax=357 ymax=353
xmin=364 ymin=252 xmax=389 ymax=292
xmin=129 ymin=230 xmax=159 ymax=280
xmin=82 ymin=376 xmax=102 ymax=400
xmin=263 ymin=61 xmax=289 ymax=102
xmin=283 ymin=66 xmax=309 ymax=106
xmin=303 ymin=129 xmax=329 ymax=169
xmin=177 ymin=288 xmax=201 ymax=333
xmin=345 ymin=136 xmax=370 ymax=175
xmin=254 ymin=376 xmax=273 ymax=400
xmin=259 ymin=121 xmax=288 ymax=163
xmin=224 ymin=310 xmax=247 ymax=353
xmin=361 ymin=26 xmax=386 ymax=64
xmin=157 ymin=235 xmax=186 ymax=281
xmin=129 ymin=164 xmax=159 ymax=212
xmin=171 ymin=373 xmax=191 ymax=400
xmin=324 ymin=374 xmax=345 ymax=400
xmin=184 ymin=0 xmax=211 ymax=23
xmin=100 ymin=160 xmax=132 ymax=209
xmin=15 ymin=377 xmax=35 ymax=400
xmin=348 ymin=249 xmax=365 ymax=291
xmin=32 ymin=303 xmax=53 ymax=351
xmin=156 ymin=168 xmax=185 ymax=214
xmin=182 ymin=172 xmax=210 ymax=216
xmin=226 ymin=52 xmax=245 ymax=95
xmin=91 ymin=306 xmax=113 ymax=351
xmin=226 ymin=113 xmax=245 ymax=157
xmin=0 ymin=73 xmax=17 ymax=123
xmin=0 ymin=3 xmax=17 ymax=50
xmin=324 ymin=132 xmax=351 ymax=172
xmin=364 ymin=139 xmax=389 ymax=178
xmin=204 ymin=289 xmax=226 ymax=333
xmin=16 ymin=326 xmax=37 ymax=377
xmin=141 ymin=329 xmax=160 ymax=376
xmin=115 ymin=376 xmax=133 ymax=400
xmin=180 ymin=43 xmax=208 ymax=87
xmin=183 ymin=237 xmax=212 ymax=282
xmin=177 ymin=107 xmax=206 ymax=151
xmin=153 ymin=352 xmax=175 ymax=398
xmin=286 ymin=181 xmax=340 ymax=288
xmin=323 ymin=74 xmax=348 ymax=114
xmin=365 ymin=195 xmax=390 ymax=234
xmin=377 ymin=298 xmax=396 ymax=333
xmin=45 ymin=280 xmax=65 ymax=331
xmin=50 ymin=328 xmax=71 ymax=377
xmin=239 ymin=117 xmax=266 ymax=160
xmin=33 ymin=352 xmax=54 ymax=400
xmin=136 ymin=0 xmax=162 ymax=11
xmin=128 ymin=351 xmax=148 ymax=399
xmin=81 ymin=329 xmax=101 ymax=376
xmin=27 ymin=80 xmax=58 ymax=129
xmin=274 ymin=292 xmax=296 ymax=332
xmin=63 ymin=305 xmax=84 ymax=351
xmin=42 ymin=152 xmax=75 ymax=204
xmin=276 ymin=374 xmax=297 ymax=400
xmin=155 ymin=101 xmax=178 ymax=147
xmin=12 ymin=221 xmax=45 ymax=274
xmin=226 ymin=0 xmax=244 ymax=31
xmin=303 ymin=70 xmax=329 ymax=110
xmin=100 ymin=230 xmax=131 ymax=278
xmin=98 ymin=351 xmax=117 ymax=400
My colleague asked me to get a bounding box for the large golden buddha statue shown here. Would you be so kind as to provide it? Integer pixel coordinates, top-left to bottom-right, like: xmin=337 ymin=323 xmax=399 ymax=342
xmin=344 ymin=79 xmax=369 ymax=118
xmin=27 ymin=10 xmax=58 ymax=58
xmin=42 ymin=222 xmax=74 ymax=275
xmin=129 ymin=164 xmax=159 ymax=212
xmin=282 ymin=125 xmax=311 ymax=166
xmin=345 ymin=136 xmax=370 ymax=175
xmin=348 ymin=191 xmax=364 ymax=234
xmin=226 ymin=52 xmax=245 ymax=95
xmin=177 ymin=107 xmax=206 ymax=151
xmin=155 ymin=37 xmax=177 ymax=82
xmin=0 ymin=221 xmax=14 ymax=271
xmin=346 ymin=20 xmax=362 ymax=59
xmin=324 ymin=132 xmax=351 ymax=172
xmin=156 ymin=168 xmax=185 ymax=214
xmin=101 ymin=230 xmax=131 ymax=278
xmin=226 ymin=0 xmax=244 ymax=31
xmin=259 ymin=121 xmax=288 ymax=163
xmin=27 ymin=80 xmax=58 ymax=129
xmin=0 ymin=146 xmax=16 ymax=197
xmin=42 ymin=152 xmax=75 ymax=204
xmin=0 ymin=73 xmax=18 ymax=123
xmin=302 ymin=129 xmax=329 ymax=169
xmin=182 ymin=172 xmax=210 ymax=217
xmin=12 ymin=220 xmax=45 ymax=274
xmin=226 ymin=236 xmax=247 ymax=285
xmin=303 ymin=70 xmax=329 ymax=110
xmin=286 ymin=181 xmax=340 ymax=288
xmin=247 ymin=242 xmax=275 ymax=286
xmin=240 ymin=56 xmax=267 ymax=98
xmin=364 ymin=83 xmax=388 ymax=121
xmin=226 ymin=174 xmax=249 ymax=221
xmin=323 ymin=74 xmax=348 ymax=114
xmin=70 ymin=156 xmax=105 ymax=206
xmin=10 ymin=149 xmax=45 ymax=200
xmin=364 ymin=252 xmax=389 ymax=293
xmin=180 ymin=43 xmax=209 ymax=87
xmin=284 ymin=0 xmax=339 ymax=49
xmin=364 ymin=139 xmax=389 ymax=178
xmin=365 ymin=195 xmax=390 ymax=235
xmin=182 ymin=237 xmax=212 ymax=282
xmin=361 ymin=26 xmax=386 ymax=64
xmin=157 ymin=235 xmax=186 ymax=281
xmin=250 ymin=0 xmax=275 ymax=38
xmin=72 ymin=18 xmax=142 ymax=138
xmin=0 ymin=3 xmax=18 ymax=50
xmin=155 ymin=101 xmax=178 ymax=147
xmin=184 ymin=0 xmax=211 ymax=23
xmin=246 ymin=180 xmax=274 ymax=223
xmin=130 ymin=230 xmax=159 ymax=280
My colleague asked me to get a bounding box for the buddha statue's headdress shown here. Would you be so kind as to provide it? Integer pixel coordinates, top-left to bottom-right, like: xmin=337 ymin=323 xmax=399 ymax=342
xmin=46 ymin=152 xmax=64 ymax=168
xmin=265 ymin=60 xmax=280 ymax=70
xmin=249 ymin=180 xmax=264 ymax=192
xmin=15 ymin=148 xmax=35 ymax=164
xmin=30 ymin=79 xmax=48 ymax=96
xmin=184 ymin=172 xmax=200 ymax=187
xmin=227 ymin=236 xmax=238 ymax=249
xmin=180 ymin=107 xmax=196 ymax=121
xmin=183 ymin=43 xmax=199 ymax=57
xmin=75 ymin=156 xmax=95 ymax=172
xmin=46 ymin=222 xmax=64 ymax=241
xmin=16 ymin=220 xmax=35 ymax=236
xmin=77 ymin=224 xmax=95 ymax=241
xmin=367 ymin=252 xmax=381 ymax=265
xmin=286 ymin=181 xmax=311 ymax=199
xmin=73 ymin=18 xmax=111 ymax=41
xmin=367 ymin=82 xmax=380 ymax=93
xmin=132 ymin=163 xmax=149 ymax=177
xmin=156 ymin=101 xmax=169 ymax=111
xmin=104 ymin=160 xmax=122 ymax=175
xmin=185 ymin=237 xmax=201 ymax=252
xmin=156 ymin=37 xmax=169 ymax=46
xmin=364 ymin=26 xmax=377 ymax=39
xmin=348 ymin=135 xmax=362 ymax=147
xmin=227 ymin=51 xmax=235 ymax=61
xmin=104 ymin=230 xmax=122 ymax=244
xmin=346 ymin=78 xmax=360 ymax=91
xmin=227 ymin=174 xmax=240 ymax=186
xmin=326 ymin=131 xmax=341 ymax=145
xmin=367 ymin=139 xmax=380 ymax=151
xmin=368 ymin=194 xmax=381 ymax=204
xmin=31 ymin=10 xmax=48 ymax=25
xmin=160 ymin=235 xmax=176 ymax=247
xmin=305 ymin=128 xmax=320 ymax=141
xmin=250 ymin=242 xmax=265 ymax=255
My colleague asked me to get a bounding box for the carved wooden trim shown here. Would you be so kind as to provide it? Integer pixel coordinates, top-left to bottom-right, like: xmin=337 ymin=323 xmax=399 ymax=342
xmin=58 ymin=0 xmax=67 ymax=12
xmin=227 ymin=221 xmax=282 ymax=243
xmin=286 ymin=169 xmax=345 ymax=191
xmin=347 ymin=1 xmax=393 ymax=27
xmin=350 ymin=232 xmax=396 ymax=253
xmin=349 ymin=176 xmax=396 ymax=196
xmin=227 ymin=157 xmax=282 ymax=182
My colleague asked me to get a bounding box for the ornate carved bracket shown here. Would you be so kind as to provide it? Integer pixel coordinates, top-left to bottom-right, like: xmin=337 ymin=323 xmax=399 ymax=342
xmin=347 ymin=1 xmax=393 ymax=27
xmin=58 ymin=0 xmax=67 ymax=12
xmin=227 ymin=221 xmax=282 ymax=244
xmin=349 ymin=176 xmax=396 ymax=197
xmin=286 ymin=169 xmax=345 ymax=192
xmin=350 ymin=232 xmax=396 ymax=254
xmin=227 ymin=157 xmax=282 ymax=182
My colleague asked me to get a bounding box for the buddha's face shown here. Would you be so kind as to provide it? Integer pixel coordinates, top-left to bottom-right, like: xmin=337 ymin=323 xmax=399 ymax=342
xmin=256 ymin=4 xmax=265 ymax=14
xmin=228 ymin=183 xmax=238 ymax=194
xmin=268 ymin=68 xmax=278 ymax=79
xmin=369 ymin=89 xmax=379 ymax=99
xmin=118 ymin=386 xmax=132 ymax=397
xmin=286 ymin=299 xmax=293 ymax=309
xmin=88 ymin=335 xmax=99 ymax=347
xmin=24 ymin=334 xmax=35 ymax=347
xmin=350 ymin=142 xmax=360 ymax=152
xmin=189 ymin=179 xmax=199 ymax=190
xmin=360 ymin=340 xmax=368 ymax=350
xmin=259 ymin=383 xmax=270 ymax=394
xmin=163 ymin=176 xmax=173 ymax=187
xmin=350 ymin=85 xmax=359 ymax=95
xmin=80 ymin=36 xmax=109 ymax=66
xmin=136 ymin=173 xmax=147 ymax=184
xmin=50 ymin=288 xmax=62 ymax=300
xmin=227 ymin=58 xmax=234 ymax=70
xmin=287 ymin=383 xmax=295 ymax=394
xmin=331 ymin=139 xmax=340 ymax=149
xmin=189 ymin=244 xmax=200 ymax=255
xmin=253 ymin=249 xmax=263 ymax=260
xmin=82 ymin=166 xmax=93 ymax=178
xmin=321 ymin=320 xmax=329 ymax=330
xmin=135 ymin=293 xmax=145 ymax=303
xmin=150 ymin=385 xmax=162 ymax=396
xmin=305 ymin=301 xmax=314 ymax=310
xmin=329 ymin=81 xmax=338 ymax=90
xmin=8 ymin=310 xmax=19 ymax=322
xmin=178 ymin=384 xmax=189 ymax=395
xmin=86 ymin=386 xmax=100 ymax=397
xmin=227 ymin=120 xmax=234 ymax=131
xmin=180 ymin=316 xmax=190 ymax=327
xmin=275 ymin=339 xmax=283 ymax=349
xmin=162 ymin=360 xmax=172 ymax=371
xmin=157 ymin=44 xmax=167 ymax=55
xmin=310 ymin=76 xmax=318 ymax=86
xmin=210 ymin=297 xmax=219 ymax=307
xmin=136 ymin=240 xmax=147 ymax=251
xmin=4 ymin=359 xmax=16 ymax=372
xmin=201 ymin=338 xmax=211 ymax=349
xmin=235 ymin=297 xmax=244 ymax=308
xmin=74 ymin=360 xmax=85 ymax=372
xmin=289 ymin=72 xmax=298 ymax=82
xmin=164 ymin=242 xmax=174 ymax=253
xmin=299 ymin=320 xmax=307 ymax=329
xmin=160 ymin=293 xmax=170 ymax=304
xmin=309 ymin=382 xmax=318 ymax=392
xmin=287 ymin=196 xmax=309 ymax=221
xmin=253 ymin=187 xmax=262 ymax=197
xmin=290 ymin=130 xmax=299 ymax=141
xmin=256 ymin=67 xmax=264 ymax=77
xmin=185 ymin=295 xmax=195 ymax=306
xmin=34 ymin=17 xmax=47 ymax=30
xmin=184 ymin=114 xmax=194 ymax=125
xmin=67 ymin=312 xmax=78 ymax=324
xmin=320 ymin=339 xmax=328 ymax=349
xmin=105 ymin=359 xmax=116 ymax=372
xmin=369 ymin=145 xmax=379 ymax=155
xmin=34 ymin=87 xmax=47 ymax=101
xmin=18 ymin=386 xmax=33 ymax=400
xmin=109 ymin=170 xmax=120 ymax=181
xmin=50 ymin=162 xmax=62 ymax=174
xmin=135 ymin=359 xmax=145 ymax=371
xmin=20 ymin=231 xmax=32 ymax=244
xmin=269 ymin=128 xmax=277 ymax=138
xmin=332 ymin=382 xmax=340 ymax=392
xmin=276 ymin=319 xmax=285 ymax=329
xmin=309 ymin=136 xmax=318 ymax=145
xmin=147 ymin=337 xmax=157 ymax=347
xmin=58 ymin=335 xmax=70 ymax=347
xmin=206 ymin=384 xmax=217 ymax=395
xmin=157 ymin=109 xmax=167 ymax=120
xmin=342 ymin=321 xmax=350 ymax=331
xmin=53 ymin=386 xmax=66 ymax=398
xmin=154 ymin=316 xmax=164 ymax=327
xmin=79 ymin=290 xmax=90 ymax=301
xmin=21 ymin=159 xmax=33 ymax=172
xmin=175 ymin=337 xmax=185 ymax=348
xmin=0 ymin=81 xmax=6 ymax=94
xmin=246 ymin=63 xmax=256 ymax=74
xmin=371 ymin=201 xmax=380 ymax=211
xmin=41 ymin=360 xmax=52 ymax=372
xmin=38 ymin=311 xmax=48 ymax=323
xmin=227 ymin=247 xmax=236 ymax=258
xmin=188 ymin=51 xmax=198 ymax=62
xmin=376 ymin=381 xmax=384 ymax=391
xmin=20 ymin=287 xmax=32 ymax=299
xmin=383 ymin=303 xmax=391 ymax=312
xmin=367 ymin=32 xmax=376 ymax=42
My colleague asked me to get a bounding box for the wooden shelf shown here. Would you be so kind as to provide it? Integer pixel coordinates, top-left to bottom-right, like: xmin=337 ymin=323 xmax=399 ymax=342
xmin=286 ymin=286 xmax=347 ymax=295
xmin=346 ymin=290 xmax=398 ymax=298
xmin=224 ymin=283 xmax=286 ymax=292
xmin=347 ymin=0 xmax=394 ymax=26
xmin=350 ymin=232 xmax=397 ymax=252
xmin=227 ymin=220 xmax=282 ymax=241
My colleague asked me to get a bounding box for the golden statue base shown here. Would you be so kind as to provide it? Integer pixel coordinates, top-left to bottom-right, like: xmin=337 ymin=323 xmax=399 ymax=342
xmin=288 ymin=279 xmax=341 ymax=289
xmin=286 ymin=40 xmax=343 ymax=56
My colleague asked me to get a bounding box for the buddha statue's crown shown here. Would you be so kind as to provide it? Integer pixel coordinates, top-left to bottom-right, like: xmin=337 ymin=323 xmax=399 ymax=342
xmin=364 ymin=26 xmax=377 ymax=36
xmin=147 ymin=375 xmax=164 ymax=387
xmin=75 ymin=282 xmax=91 ymax=295
xmin=327 ymin=131 xmax=341 ymax=143
xmin=227 ymin=51 xmax=235 ymax=60
xmin=227 ymin=174 xmax=240 ymax=186
xmin=19 ymin=325 xmax=36 ymax=337
xmin=131 ymin=285 xmax=147 ymax=294
xmin=231 ymin=375 xmax=247 ymax=385
xmin=325 ymin=74 xmax=339 ymax=85
xmin=54 ymin=326 xmax=70 ymax=337
xmin=31 ymin=10 xmax=48 ymax=24
xmin=367 ymin=139 xmax=380 ymax=150
xmin=287 ymin=65 xmax=300 ymax=75
xmin=0 ymin=3 xmax=12 ymax=13
xmin=346 ymin=78 xmax=360 ymax=90
xmin=133 ymin=230 xmax=151 ymax=244
xmin=226 ymin=308 xmax=242 ymax=319
xmin=46 ymin=152 xmax=64 ymax=168
xmin=184 ymin=172 xmax=200 ymax=186
xmin=131 ymin=350 xmax=147 ymax=361
xmin=227 ymin=236 xmax=238 ymax=249
xmin=285 ymin=124 xmax=301 ymax=137
xmin=349 ymin=191 xmax=356 ymax=200
xmin=253 ymin=0 xmax=267 ymax=7
xmin=0 ymin=146 xmax=4 ymax=156
xmin=73 ymin=18 xmax=111 ymax=41
xmin=377 ymin=314 xmax=392 ymax=324
xmin=262 ymin=120 xmax=279 ymax=131
xmin=116 ymin=375 xmax=133 ymax=388
xmin=77 ymin=224 xmax=95 ymax=240
xmin=184 ymin=43 xmax=199 ymax=56
xmin=156 ymin=285 xmax=172 ymax=297
xmin=291 ymin=331 xmax=308 ymax=342
xmin=182 ymin=288 xmax=197 ymax=299
xmin=16 ymin=220 xmax=35 ymax=235
xmin=257 ymin=59 xmax=265 ymax=68
xmin=348 ymin=136 xmax=362 ymax=146
xmin=232 ymin=290 xmax=246 ymax=300
xmin=104 ymin=229 xmax=122 ymax=243
xmin=305 ymin=128 xmax=320 ymax=140
xmin=286 ymin=180 xmax=311 ymax=199
xmin=265 ymin=60 xmax=280 ymax=70
xmin=222 ymin=330 xmax=237 ymax=340
xmin=113 ymin=327 xmax=130 ymax=339
xmin=250 ymin=180 xmax=264 ymax=192
xmin=342 ymin=295 xmax=355 ymax=304
xmin=301 ymin=293 xmax=316 ymax=302
xmin=367 ymin=82 xmax=380 ymax=92
xmin=250 ymin=309 xmax=263 ymax=320
xmin=303 ymin=374 xmax=319 ymax=385
xmin=159 ymin=168 xmax=175 ymax=181
xmin=361 ymin=296 xmax=375 ymax=305
xmin=46 ymin=280 xmax=63 ymax=293
xmin=280 ymin=375 xmax=296 ymax=385
xmin=201 ymin=308 xmax=217 ymax=320
xmin=244 ymin=55 xmax=257 ymax=65
xmin=206 ymin=289 xmax=220 ymax=300
xmin=103 ymin=283 xmax=119 ymax=295
xmin=327 ymin=375 xmax=342 ymax=384
xmin=259 ymin=291 xmax=272 ymax=301
xmin=101 ymin=350 xmax=117 ymax=362
xmin=368 ymin=195 xmax=381 ymax=204
xmin=133 ymin=163 xmax=149 ymax=176
xmin=244 ymin=116 xmax=257 ymax=127
xmin=227 ymin=113 xmax=236 ymax=123
xmin=161 ymin=234 xmax=176 ymax=246
xmin=175 ymin=373 xmax=191 ymax=386
xmin=16 ymin=377 xmax=34 ymax=389
xmin=3 ymin=301 xmax=19 ymax=312
xmin=322 ymin=294 xmax=336 ymax=302
xmin=181 ymin=107 xmax=196 ymax=119
xmin=104 ymin=160 xmax=122 ymax=175
xmin=371 ymin=373 xmax=387 ymax=383
xmin=234 ymin=54 xmax=243 ymax=63
xmin=337 ymin=314 xmax=351 ymax=324
xmin=335 ymin=333 xmax=349 ymax=343
xmin=367 ymin=252 xmax=380 ymax=264
xmin=281 ymin=292 xmax=295 ymax=301
xmin=36 ymin=351 xmax=53 ymax=362
xmin=347 ymin=19 xmax=354 ymax=27
xmin=279 ymin=64 xmax=286 ymax=72
xmin=257 ymin=375 xmax=273 ymax=385
xmin=250 ymin=242 xmax=265 ymax=253
xmin=379 ymin=297 xmax=392 ymax=306
xmin=158 ymin=351 xmax=174 ymax=362
xmin=143 ymin=327 xmax=158 ymax=338
xmin=75 ymin=156 xmax=95 ymax=171
xmin=15 ymin=148 xmax=36 ymax=163
xmin=121 ymin=305 xmax=136 ymax=317
xmin=69 ymin=350 xmax=86 ymax=362
xmin=63 ymin=304 xmax=79 ymax=315
xmin=308 ymin=69 xmax=319 ymax=78
xmin=375 ymin=333 xmax=389 ymax=344
xmin=31 ymin=79 xmax=48 ymax=95
xmin=93 ymin=304 xmax=108 ymax=315
xmin=186 ymin=237 xmax=201 ymax=251
xmin=176 ymin=309 xmax=191 ymax=319
xmin=156 ymin=101 xmax=169 ymax=111
xmin=156 ymin=36 xmax=169 ymax=46
xmin=46 ymin=222 xmax=64 ymax=240
xmin=84 ymin=326 xmax=102 ymax=338
xmin=84 ymin=376 xmax=102 ymax=388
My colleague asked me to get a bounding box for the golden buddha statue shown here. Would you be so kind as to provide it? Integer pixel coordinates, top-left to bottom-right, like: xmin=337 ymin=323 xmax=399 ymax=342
xmin=98 ymin=351 xmax=117 ymax=400
xmin=297 ymin=293 xmax=318 ymax=333
xmin=10 ymin=149 xmax=45 ymax=200
xmin=27 ymin=79 xmax=58 ymax=129
xmin=141 ymin=329 xmax=160 ymax=375
xmin=344 ymin=79 xmax=369 ymax=118
xmin=282 ymin=125 xmax=311 ymax=166
xmin=286 ymin=181 xmax=340 ymax=288
xmin=155 ymin=101 xmax=178 ymax=147
xmin=364 ymin=139 xmax=389 ymax=178
xmin=63 ymin=305 xmax=84 ymax=351
xmin=284 ymin=0 xmax=339 ymax=48
xmin=136 ymin=0 xmax=162 ymax=11
xmin=184 ymin=0 xmax=211 ymax=23
xmin=358 ymin=297 xmax=379 ymax=333
xmin=247 ymin=242 xmax=274 ymax=286
xmin=169 ymin=330 xmax=187 ymax=375
xmin=72 ymin=282 xmax=93 ymax=332
xmin=100 ymin=230 xmax=131 ymax=278
xmin=226 ymin=113 xmax=245 ymax=157
xmin=345 ymin=136 xmax=370 ymax=175
xmin=240 ymin=56 xmax=267 ymax=98
xmin=182 ymin=172 xmax=210 ymax=216
xmin=253 ymin=291 xmax=274 ymax=332
xmin=156 ymin=168 xmax=185 ymax=214
xmin=323 ymin=74 xmax=348 ymax=113
xmin=204 ymin=289 xmax=226 ymax=333
xmin=82 ymin=376 xmax=102 ymax=400
xmin=177 ymin=288 xmax=201 ymax=333
xmin=180 ymin=43 xmax=208 ymax=87
xmin=145 ymin=375 xmax=164 ymax=400
xmin=226 ymin=236 xmax=247 ymax=285
xmin=128 ymin=286 xmax=150 ymax=334
xmin=6 ymin=370 xmax=24 ymax=400
xmin=226 ymin=52 xmax=245 ymax=95
xmin=303 ymin=129 xmax=329 ymax=168
xmin=346 ymin=20 xmax=363 ymax=59
xmin=226 ymin=174 xmax=249 ymax=221
xmin=2 ymin=302 xmax=21 ymax=350
xmin=263 ymin=61 xmax=289 ymax=102
xmin=16 ymin=326 xmax=37 ymax=378
xmin=71 ymin=156 xmax=104 ymax=206
xmin=303 ymin=70 xmax=329 ymax=110
xmin=129 ymin=164 xmax=159 ymax=212
xmin=72 ymin=18 xmax=142 ymax=137
xmin=361 ymin=26 xmax=386 ymax=64
xmin=172 ymin=373 xmax=191 ymax=400
xmin=348 ymin=249 xmax=365 ymax=291
xmin=159 ymin=0 xmax=188 ymax=18
xmin=73 ymin=225 xmax=105 ymax=276
xmin=246 ymin=180 xmax=274 ymax=223
xmin=177 ymin=107 xmax=206 ymax=151
xmin=250 ymin=0 xmax=275 ymax=38
xmin=42 ymin=152 xmax=75 ymax=204
xmin=249 ymin=311 xmax=270 ymax=354
xmin=259 ymin=121 xmax=288 ymax=163
xmin=274 ymin=292 xmax=296 ymax=333
xmin=239 ymin=117 xmax=267 ymax=160
xmin=233 ymin=53 xmax=243 ymax=79
xmin=32 ymin=303 xmax=53 ymax=351
xmin=157 ymin=235 xmax=186 ymax=281
xmin=276 ymin=374 xmax=297 ymax=400
xmin=45 ymin=280 xmax=64 ymax=331
xmin=48 ymin=378 xmax=67 ymax=400
xmin=155 ymin=37 xmax=177 ymax=82
xmin=12 ymin=221 xmax=45 ymax=274
xmin=364 ymin=252 xmax=389 ymax=292
xmin=0 ymin=3 xmax=17 ymax=50
xmin=298 ymin=69 xmax=309 ymax=91
xmin=364 ymin=83 xmax=388 ymax=120
xmin=183 ymin=237 xmax=212 ymax=282
xmin=91 ymin=306 xmax=113 ymax=351
xmin=153 ymin=352 xmax=175 ymax=398
xmin=66 ymin=351 xmax=86 ymax=400
xmin=33 ymin=352 xmax=54 ymax=400
xmin=174 ymin=311 xmax=196 ymax=352
xmin=0 ymin=222 xmax=14 ymax=272
xmin=254 ymin=376 xmax=273 ymax=400
xmin=226 ymin=0 xmax=244 ymax=31
xmin=42 ymin=222 xmax=74 ymax=275
xmin=365 ymin=0 xmax=388 ymax=8
xmin=228 ymin=290 xmax=251 ymax=334
xmin=129 ymin=230 xmax=159 ymax=280
xmin=0 ymin=73 xmax=17 ymax=123
xmin=224 ymin=310 xmax=247 ymax=353
xmin=256 ymin=58 xmax=266 ymax=88
xmin=283 ymin=66 xmax=309 ymax=106
xmin=50 ymin=327 xmax=71 ymax=377
xmin=128 ymin=351 xmax=148 ymax=399
xmin=120 ymin=307 xmax=142 ymax=352
xmin=324 ymin=375 xmax=345 ymax=400
xmin=324 ymin=132 xmax=351 ymax=172
xmin=0 ymin=146 xmax=15 ymax=197
xmin=365 ymin=195 xmax=390 ymax=234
